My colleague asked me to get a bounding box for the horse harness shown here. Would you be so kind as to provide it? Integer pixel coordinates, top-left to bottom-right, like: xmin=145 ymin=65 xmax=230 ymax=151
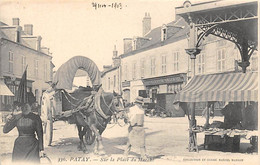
xmin=76 ymin=89 xmax=120 ymax=128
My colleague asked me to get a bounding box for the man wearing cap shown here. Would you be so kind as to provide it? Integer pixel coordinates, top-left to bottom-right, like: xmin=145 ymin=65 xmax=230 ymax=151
xmin=124 ymin=96 xmax=148 ymax=159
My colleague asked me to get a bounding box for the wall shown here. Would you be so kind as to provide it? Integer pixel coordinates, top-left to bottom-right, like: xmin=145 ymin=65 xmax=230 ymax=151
xmin=121 ymin=38 xmax=189 ymax=101
xmin=121 ymin=38 xmax=189 ymax=81
xmin=0 ymin=39 xmax=52 ymax=103
xmin=101 ymin=67 xmax=120 ymax=94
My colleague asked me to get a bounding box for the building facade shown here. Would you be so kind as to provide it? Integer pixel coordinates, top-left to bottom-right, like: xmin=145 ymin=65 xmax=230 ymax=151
xmin=102 ymin=12 xmax=258 ymax=116
xmin=119 ymin=13 xmax=258 ymax=116
xmin=120 ymin=15 xmax=190 ymax=105
xmin=101 ymin=46 xmax=121 ymax=94
xmin=0 ymin=18 xmax=54 ymax=110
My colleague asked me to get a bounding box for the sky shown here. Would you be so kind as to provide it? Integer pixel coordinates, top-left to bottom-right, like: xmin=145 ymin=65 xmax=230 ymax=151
xmin=0 ymin=0 xmax=188 ymax=71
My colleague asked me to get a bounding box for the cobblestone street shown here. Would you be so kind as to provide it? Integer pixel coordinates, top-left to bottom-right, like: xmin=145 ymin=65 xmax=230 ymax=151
xmin=1 ymin=116 xmax=258 ymax=164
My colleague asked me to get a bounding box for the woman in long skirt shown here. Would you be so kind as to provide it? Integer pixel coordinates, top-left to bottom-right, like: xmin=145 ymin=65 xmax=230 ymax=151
xmin=3 ymin=103 xmax=45 ymax=163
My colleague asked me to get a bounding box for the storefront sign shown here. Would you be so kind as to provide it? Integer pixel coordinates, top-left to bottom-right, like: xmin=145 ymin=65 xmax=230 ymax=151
xmin=142 ymin=73 xmax=186 ymax=86
xmin=122 ymin=81 xmax=130 ymax=87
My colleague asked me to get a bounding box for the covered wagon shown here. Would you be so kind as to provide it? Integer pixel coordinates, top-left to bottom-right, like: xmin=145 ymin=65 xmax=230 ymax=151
xmin=40 ymin=56 xmax=101 ymax=146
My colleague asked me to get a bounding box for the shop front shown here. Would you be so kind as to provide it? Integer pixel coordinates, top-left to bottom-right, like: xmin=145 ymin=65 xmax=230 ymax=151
xmin=142 ymin=73 xmax=187 ymax=117
xmin=0 ymin=76 xmax=34 ymax=111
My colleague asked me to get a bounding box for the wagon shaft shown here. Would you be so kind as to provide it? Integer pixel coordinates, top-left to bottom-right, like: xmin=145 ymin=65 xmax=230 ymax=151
xmin=55 ymin=95 xmax=94 ymax=119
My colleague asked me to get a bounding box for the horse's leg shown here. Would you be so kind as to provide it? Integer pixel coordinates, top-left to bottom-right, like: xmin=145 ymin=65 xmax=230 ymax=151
xmin=93 ymin=138 xmax=99 ymax=155
xmin=81 ymin=127 xmax=88 ymax=153
xmin=90 ymin=125 xmax=105 ymax=155
xmin=76 ymin=125 xmax=83 ymax=151
xmin=76 ymin=125 xmax=88 ymax=153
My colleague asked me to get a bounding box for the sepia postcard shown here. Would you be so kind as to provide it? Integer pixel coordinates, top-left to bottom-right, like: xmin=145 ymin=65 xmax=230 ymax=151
xmin=0 ymin=0 xmax=259 ymax=165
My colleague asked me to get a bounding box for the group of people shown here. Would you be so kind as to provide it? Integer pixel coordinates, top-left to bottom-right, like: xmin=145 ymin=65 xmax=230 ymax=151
xmin=3 ymin=95 xmax=149 ymax=164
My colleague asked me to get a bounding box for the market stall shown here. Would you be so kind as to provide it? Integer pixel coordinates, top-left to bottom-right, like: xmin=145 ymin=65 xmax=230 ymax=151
xmin=174 ymin=71 xmax=258 ymax=152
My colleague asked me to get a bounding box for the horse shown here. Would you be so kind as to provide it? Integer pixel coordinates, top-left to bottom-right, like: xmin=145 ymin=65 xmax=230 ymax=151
xmin=42 ymin=86 xmax=125 ymax=155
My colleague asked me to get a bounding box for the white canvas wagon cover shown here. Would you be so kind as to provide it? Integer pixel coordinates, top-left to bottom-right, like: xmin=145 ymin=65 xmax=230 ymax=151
xmin=53 ymin=56 xmax=101 ymax=90
xmin=175 ymin=72 xmax=258 ymax=102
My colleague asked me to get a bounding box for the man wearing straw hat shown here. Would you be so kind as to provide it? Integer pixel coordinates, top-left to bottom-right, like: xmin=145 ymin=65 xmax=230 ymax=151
xmin=124 ymin=96 xmax=148 ymax=159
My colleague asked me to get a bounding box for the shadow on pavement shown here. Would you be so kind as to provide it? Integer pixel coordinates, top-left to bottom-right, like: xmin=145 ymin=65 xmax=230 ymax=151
xmin=102 ymin=130 xmax=163 ymax=157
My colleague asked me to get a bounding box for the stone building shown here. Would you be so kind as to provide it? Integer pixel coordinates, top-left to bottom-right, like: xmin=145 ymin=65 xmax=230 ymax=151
xmin=101 ymin=46 xmax=121 ymax=94
xmin=102 ymin=12 xmax=258 ymax=116
xmin=119 ymin=13 xmax=258 ymax=116
xmin=0 ymin=18 xmax=54 ymax=110
xmin=120 ymin=14 xmax=189 ymax=106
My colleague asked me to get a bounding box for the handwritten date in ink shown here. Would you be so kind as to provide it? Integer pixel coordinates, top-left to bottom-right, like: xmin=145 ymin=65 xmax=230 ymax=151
xmin=92 ymin=2 xmax=126 ymax=10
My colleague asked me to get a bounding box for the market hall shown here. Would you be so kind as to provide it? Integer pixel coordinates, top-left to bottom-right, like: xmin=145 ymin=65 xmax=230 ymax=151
xmin=175 ymin=0 xmax=258 ymax=152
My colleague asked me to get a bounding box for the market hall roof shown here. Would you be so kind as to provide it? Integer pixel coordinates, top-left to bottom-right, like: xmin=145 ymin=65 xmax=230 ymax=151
xmin=175 ymin=0 xmax=258 ymax=45
xmin=174 ymin=72 xmax=258 ymax=102
xmin=120 ymin=15 xmax=189 ymax=58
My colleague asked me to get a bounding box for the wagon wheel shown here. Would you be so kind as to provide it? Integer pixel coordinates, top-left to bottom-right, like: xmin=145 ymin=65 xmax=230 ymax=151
xmin=84 ymin=127 xmax=95 ymax=145
xmin=43 ymin=107 xmax=53 ymax=146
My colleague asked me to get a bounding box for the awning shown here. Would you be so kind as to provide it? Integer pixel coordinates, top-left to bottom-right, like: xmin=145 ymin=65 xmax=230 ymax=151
xmin=175 ymin=72 xmax=258 ymax=102
xmin=0 ymin=79 xmax=14 ymax=96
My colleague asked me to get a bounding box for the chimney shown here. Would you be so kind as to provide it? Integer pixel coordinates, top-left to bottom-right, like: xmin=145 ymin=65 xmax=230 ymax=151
xmin=37 ymin=36 xmax=42 ymax=51
xmin=24 ymin=24 xmax=33 ymax=35
xmin=113 ymin=45 xmax=118 ymax=58
xmin=123 ymin=38 xmax=133 ymax=53
xmin=12 ymin=18 xmax=20 ymax=26
xmin=112 ymin=45 xmax=120 ymax=67
xmin=142 ymin=12 xmax=151 ymax=36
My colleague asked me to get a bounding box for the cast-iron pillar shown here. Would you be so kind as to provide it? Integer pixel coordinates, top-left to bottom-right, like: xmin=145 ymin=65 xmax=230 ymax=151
xmin=185 ymin=48 xmax=201 ymax=152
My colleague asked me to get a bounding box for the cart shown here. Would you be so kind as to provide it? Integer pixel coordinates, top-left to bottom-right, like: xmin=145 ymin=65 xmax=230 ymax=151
xmin=41 ymin=88 xmax=97 ymax=146
xmin=40 ymin=56 xmax=102 ymax=146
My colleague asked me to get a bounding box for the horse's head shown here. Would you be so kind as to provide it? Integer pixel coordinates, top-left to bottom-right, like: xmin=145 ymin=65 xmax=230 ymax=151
xmin=111 ymin=91 xmax=124 ymax=112
xmin=110 ymin=91 xmax=128 ymax=120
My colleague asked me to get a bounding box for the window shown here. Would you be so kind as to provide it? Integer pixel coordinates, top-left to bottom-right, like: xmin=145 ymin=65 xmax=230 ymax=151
xmin=140 ymin=58 xmax=145 ymax=78
xmin=124 ymin=64 xmax=128 ymax=81
xmin=198 ymin=53 xmax=205 ymax=74
xmin=173 ymin=51 xmax=179 ymax=72
xmin=132 ymin=39 xmax=137 ymax=50
xmin=161 ymin=55 xmax=167 ymax=74
xmin=17 ymin=31 xmax=20 ymax=43
xmin=132 ymin=61 xmax=137 ymax=80
xmin=108 ymin=77 xmax=111 ymax=90
xmin=113 ymin=75 xmax=116 ymax=88
xmin=217 ymin=49 xmax=225 ymax=71
xmin=9 ymin=51 xmax=14 ymax=73
xmin=34 ymin=59 xmax=39 ymax=78
xmin=161 ymin=27 xmax=167 ymax=41
xmin=44 ymin=62 xmax=48 ymax=80
xmin=150 ymin=57 xmax=156 ymax=76
xmin=22 ymin=56 xmax=26 ymax=71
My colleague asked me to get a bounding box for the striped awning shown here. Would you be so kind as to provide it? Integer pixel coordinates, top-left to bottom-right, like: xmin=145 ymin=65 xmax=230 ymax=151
xmin=175 ymin=72 xmax=258 ymax=102
xmin=0 ymin=79 xmax=14 ymax=96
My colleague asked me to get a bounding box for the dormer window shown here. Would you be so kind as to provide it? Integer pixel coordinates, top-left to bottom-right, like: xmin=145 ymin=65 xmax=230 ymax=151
xmin=132 ymin=38 xmax=137 ymax=50
xmin=17 ymin=31 xmax=20 ymax=43
xmin=161 ymin=25 xmax=167 ymax=41
xmin=16 ymin=26 xmax=22 ymax=43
